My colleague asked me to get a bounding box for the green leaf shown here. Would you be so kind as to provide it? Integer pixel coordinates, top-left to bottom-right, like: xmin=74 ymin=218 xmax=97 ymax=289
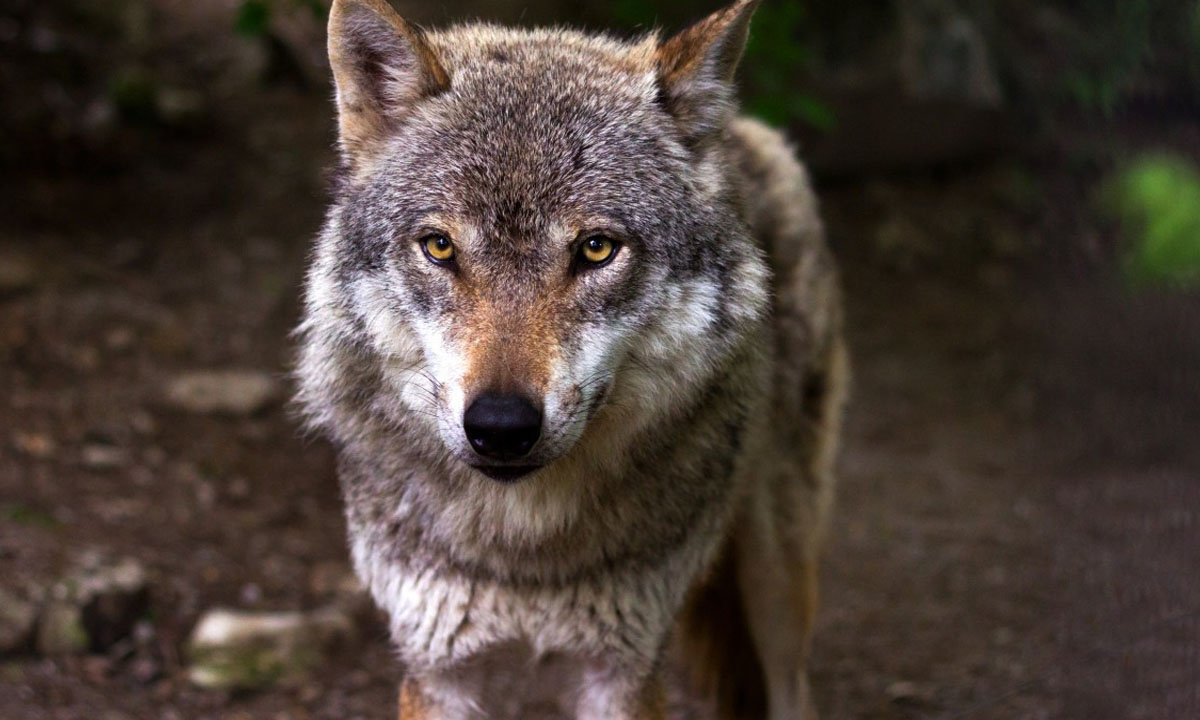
xmin=612 ymin=0 xmax=656 ymax=28
xmin=791 ymin=95 xmax=836 ymax=132
xmin=1105 ymin=154 xmax=1200 ymax=288
xmin=236 ymin=0 xmax=272 ymax=37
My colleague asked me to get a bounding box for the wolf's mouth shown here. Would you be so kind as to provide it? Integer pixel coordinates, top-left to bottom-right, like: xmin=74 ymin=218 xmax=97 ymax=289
xmin=471 ymin=465 xmax=542 ymax=483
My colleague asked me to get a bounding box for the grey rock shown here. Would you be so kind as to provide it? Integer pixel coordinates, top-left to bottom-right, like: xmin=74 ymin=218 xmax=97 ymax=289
xmin=0 ymin=587 xmax=38 ymax=654
xmin=186 ymin=606 xmax=356 ymax=690
xmin=899 ymin=0 xmax=1002 ymax=106
xmin=81 ymin=443 xmax=129 ymax=470
xmin=36 ymin=601 xmax=89 ymax=655
xmin=164 ymin=370 xmax=279 ymax=416
xmin=38 ymin=555 xmax=149 ymax=654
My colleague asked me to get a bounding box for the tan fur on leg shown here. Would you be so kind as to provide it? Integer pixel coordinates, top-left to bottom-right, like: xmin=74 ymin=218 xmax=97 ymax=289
xmin=398 ymin=678 xmax=431 ymax=720
xmin=734 ymin=481 xmax=823 ymax=720
xmin=674 ymin=539 xmax=767 ymax=719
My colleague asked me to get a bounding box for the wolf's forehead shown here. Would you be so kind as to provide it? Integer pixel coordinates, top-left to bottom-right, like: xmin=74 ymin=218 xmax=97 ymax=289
xmin=430 ymin=27 xmax=658 ymax=88
xmin=392 ymin=71 xmax=671 ymax=226
xmin=434 ymin=33 xmax=660 ymax=152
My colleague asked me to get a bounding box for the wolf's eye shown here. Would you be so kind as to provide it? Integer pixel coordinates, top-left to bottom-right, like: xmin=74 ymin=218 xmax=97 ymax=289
xmin=421 ymin=234 xmax=456 ymax=264
xmin=578 ymin=235 xmax=619 ymax=267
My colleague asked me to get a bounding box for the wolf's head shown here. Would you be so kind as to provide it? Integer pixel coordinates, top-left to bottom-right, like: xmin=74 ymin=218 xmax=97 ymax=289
xmin=300 ymin=0 xmax=769 ymax=483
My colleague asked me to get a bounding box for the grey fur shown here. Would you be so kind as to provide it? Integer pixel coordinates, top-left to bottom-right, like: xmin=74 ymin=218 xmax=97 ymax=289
xmin=296 ymin=1 xmax=846 ymax=717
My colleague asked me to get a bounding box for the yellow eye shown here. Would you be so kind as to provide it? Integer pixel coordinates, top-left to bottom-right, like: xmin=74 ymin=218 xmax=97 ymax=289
xmin=580 ymin=236 xmax=618 ymax=266
xmin=422 ymin=235 xmax=456 ymax=264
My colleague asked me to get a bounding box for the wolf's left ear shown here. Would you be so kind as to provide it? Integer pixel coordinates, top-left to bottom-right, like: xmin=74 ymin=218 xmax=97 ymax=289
xmin=327 ymin=0 xmax=450 ymax=163
xmin=654 ymin=0 xmax=760 ymax=144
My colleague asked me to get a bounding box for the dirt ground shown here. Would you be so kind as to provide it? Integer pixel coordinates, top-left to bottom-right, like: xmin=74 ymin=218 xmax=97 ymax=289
xmin=3 ymin=31 xmax=1199 ymax=720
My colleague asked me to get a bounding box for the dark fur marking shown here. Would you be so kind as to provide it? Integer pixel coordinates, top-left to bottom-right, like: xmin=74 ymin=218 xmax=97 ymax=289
xmin=445 ymin=580 xmax=477 ymax=655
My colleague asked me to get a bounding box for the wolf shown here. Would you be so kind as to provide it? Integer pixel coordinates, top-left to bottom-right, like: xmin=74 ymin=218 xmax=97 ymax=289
xmin=295 ymin=0 xmax=848 ymax=717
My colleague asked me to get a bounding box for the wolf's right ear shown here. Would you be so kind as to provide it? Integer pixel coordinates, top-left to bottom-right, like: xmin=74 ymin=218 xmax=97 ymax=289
xmin=655 ymin=0 xmax=760 ymax=145
xmin=327 ymin=0 xmax=449 ymax=163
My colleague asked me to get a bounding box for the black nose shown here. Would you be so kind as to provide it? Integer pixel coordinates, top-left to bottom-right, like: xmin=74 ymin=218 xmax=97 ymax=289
xmin=463 ymin=393 xmax=542 ymax=460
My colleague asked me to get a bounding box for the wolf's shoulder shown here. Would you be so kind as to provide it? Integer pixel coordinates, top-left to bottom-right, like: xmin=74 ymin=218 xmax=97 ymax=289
xmin=726 ymin=116 xmax=842 ymax=377
xmin=726 ymin=117 xmax=824 ymax=268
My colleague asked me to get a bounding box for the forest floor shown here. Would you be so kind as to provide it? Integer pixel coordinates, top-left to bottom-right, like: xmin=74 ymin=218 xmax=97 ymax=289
xmin=2 ymin=72 xmax=1199 ymax=720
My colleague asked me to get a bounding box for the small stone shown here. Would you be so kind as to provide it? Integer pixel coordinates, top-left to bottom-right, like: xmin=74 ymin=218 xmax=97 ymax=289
xmin=81 ymin=443 xmax=129 ymax=470
xmin=0 ymin=587 xmax=38 ymax=654
xmin=186 ymin=606 xmax=355 ymax=690
xmin=163 ymin=370 xmax=279 ymax=416
xmin=12 ymin=431 xmax=55 ymax=459
xmin=887 ymin=680 xmax=934 ymax=705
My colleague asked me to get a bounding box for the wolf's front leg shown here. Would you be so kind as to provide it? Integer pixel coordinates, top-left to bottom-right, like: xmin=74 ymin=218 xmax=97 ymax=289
xmin=734 ymin=469 xmax=824 ymax=720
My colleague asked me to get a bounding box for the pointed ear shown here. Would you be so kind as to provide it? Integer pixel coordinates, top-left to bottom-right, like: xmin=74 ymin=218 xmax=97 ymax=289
xmin=327 ymin=0 xmax=450 ymax=163
xmin=654 ymin=0 xmax=760 ymax=144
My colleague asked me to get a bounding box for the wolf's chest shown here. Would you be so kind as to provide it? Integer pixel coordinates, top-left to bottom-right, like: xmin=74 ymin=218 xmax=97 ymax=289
xmin=348 ymin=524 xmax=719 ymax=673
xmin=358 ymin=555 xmax=670 ymax=668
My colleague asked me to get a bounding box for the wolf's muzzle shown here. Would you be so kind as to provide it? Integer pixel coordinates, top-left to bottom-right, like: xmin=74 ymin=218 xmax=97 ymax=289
xmin=463 ymin=392 xmax=542 ymax=461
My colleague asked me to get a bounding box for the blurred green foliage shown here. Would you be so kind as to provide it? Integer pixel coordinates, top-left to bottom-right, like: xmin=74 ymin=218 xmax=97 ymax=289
xmin=1063 ymin=1 xmax=1153 ymax=115
xmin=1105 ymin=155 xmax=1200 ymax=288
xmin=742 ymin=2 xmax=834 ymax=130
xmin=1063 ymin=0 xmax=1200 ymax=115
xmin=235 ymin=0 xmax=272 ymax=36
xmin=236 ymin=0 xmax=326 ymax=37
xmin=4 ymin=504 xmax=60 ymax=529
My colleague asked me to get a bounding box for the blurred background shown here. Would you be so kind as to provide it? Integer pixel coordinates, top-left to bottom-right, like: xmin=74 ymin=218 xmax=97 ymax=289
xmin=1 ymin=0 xmax=1198 ymax=718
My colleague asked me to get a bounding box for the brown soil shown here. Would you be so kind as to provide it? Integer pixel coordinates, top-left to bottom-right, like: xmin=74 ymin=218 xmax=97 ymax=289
xmin=2 ymin=34 xmax=1198 ymax=720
